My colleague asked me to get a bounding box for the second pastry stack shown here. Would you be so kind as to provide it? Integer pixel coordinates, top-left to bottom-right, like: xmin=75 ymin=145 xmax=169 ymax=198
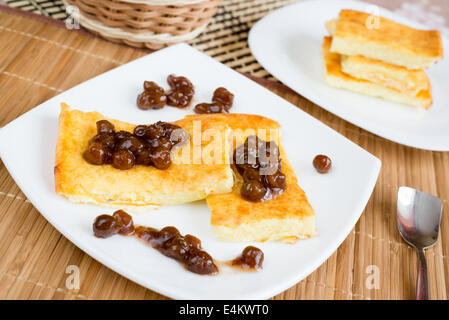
xmin=322 ymin=9 xmax=443 ymax=110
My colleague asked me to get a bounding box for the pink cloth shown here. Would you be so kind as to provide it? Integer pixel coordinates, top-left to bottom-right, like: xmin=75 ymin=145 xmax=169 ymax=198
xmin=363 ymin=0 xmax=449 ymax=35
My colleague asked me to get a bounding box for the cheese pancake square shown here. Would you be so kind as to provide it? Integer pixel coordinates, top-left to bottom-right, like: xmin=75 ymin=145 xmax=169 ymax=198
xmin=330 ymin=10 xmax=443 ymax=69
xmin=326 ymin=18 xmax=430 ymax=95
xmin=205 ymin=114 xmax=316 ymax=243
xmin=325 ymin=18 xmax=338 ymax=36
xmin=323 ymin=37 xmax=432 ymax=110
xmin=340 ymin=55 xmax=430 ymax=96
xmin=54 ymin=104 xmax=234 ymax=207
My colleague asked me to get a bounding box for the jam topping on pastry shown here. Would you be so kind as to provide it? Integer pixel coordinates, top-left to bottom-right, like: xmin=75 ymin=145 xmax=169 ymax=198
xmin=233 ymin=135 xmax=286 ymax=202
xmin=83 ymin=119 xmax=189 ymax=170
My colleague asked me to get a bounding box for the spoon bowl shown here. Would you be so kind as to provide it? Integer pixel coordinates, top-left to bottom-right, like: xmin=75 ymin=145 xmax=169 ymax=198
xmin=397 ymin=186 xmax=442 ymax=300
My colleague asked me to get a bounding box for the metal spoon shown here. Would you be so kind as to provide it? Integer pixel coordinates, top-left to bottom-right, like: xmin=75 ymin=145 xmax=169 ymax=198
xmin=397 ymin=186 xmax=442 ymax=300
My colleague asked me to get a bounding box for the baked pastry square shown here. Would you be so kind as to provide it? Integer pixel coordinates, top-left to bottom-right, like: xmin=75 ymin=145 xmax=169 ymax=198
xmin=325 ymin=18 xmax=430 ymax=95
xmin=55 ymin=104 xmax=234 ymax=207
xmin=323 ymin=37 xmax=432 ymax=110
xmin=204 ymin=114 xmax=316 ymax=243
xmin=330 ymin=10 xmax=443 ymax=69
xmin=340 ymin=55 xmax=430 ymax=96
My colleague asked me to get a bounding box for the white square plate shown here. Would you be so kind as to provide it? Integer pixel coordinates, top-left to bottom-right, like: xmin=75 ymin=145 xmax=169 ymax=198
xmin=249 ymin=0 xmax=449 ymax=151
xmin=0 ymin=44 xmax=380 ymax=299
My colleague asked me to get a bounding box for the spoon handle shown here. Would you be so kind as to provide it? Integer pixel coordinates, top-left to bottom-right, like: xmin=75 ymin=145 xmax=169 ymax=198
xmin=416 ymin=248 xmax=428 ymax=300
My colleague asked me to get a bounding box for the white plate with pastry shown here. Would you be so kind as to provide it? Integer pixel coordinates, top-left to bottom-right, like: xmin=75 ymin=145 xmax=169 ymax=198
xmin=249 ymin=0 xmax=449 ymax=151
xmin=0 ymin=43 xmax=380 ymax=299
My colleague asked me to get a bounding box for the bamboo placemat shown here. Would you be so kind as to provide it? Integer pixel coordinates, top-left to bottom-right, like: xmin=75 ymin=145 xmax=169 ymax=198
xmin=0 ymin=5 xmax=448 ymax=300
xmin=3 ymin=0 xmax=297 ymax=80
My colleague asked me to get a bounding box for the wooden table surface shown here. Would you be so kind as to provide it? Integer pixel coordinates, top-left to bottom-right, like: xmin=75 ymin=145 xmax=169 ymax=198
xmin=0 ymin=3 xmax=448 ymax=300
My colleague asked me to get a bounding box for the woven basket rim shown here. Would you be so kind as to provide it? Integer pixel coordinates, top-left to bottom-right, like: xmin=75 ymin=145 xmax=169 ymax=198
xmin=110 ymin=0 xmax=209 ymax=5
xmin=74 ymin=8 xmax=210 ymax=43
xmin=63 ymin=0 xmax=219 ymax=48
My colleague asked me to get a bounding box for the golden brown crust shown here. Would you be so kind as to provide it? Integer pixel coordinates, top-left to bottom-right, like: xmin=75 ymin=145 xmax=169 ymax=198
xmin=341 ymin=55 xmax=429 ymax=95
xmin=325 ymin=18 xmax=338 ymax=35
xmin=55 ymin=104 xmax=235 ymax=206
xmin=54 ymin=104 xmax=68 ymax=194
xmin=330 ymin=10 xmax=443 ymax=69
xmin=56 ymin=105 xmax=315 ymax=240
xmin=323 ymin=37 xmax=433 ymax=109
xmin=184 ymin=113 xmax=280 ymax=131
xmin=206 ymin=114 xmax=315 ymax=241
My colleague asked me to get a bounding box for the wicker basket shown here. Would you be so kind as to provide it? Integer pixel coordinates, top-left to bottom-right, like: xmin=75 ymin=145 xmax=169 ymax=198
xmin=64 ymin=0 xmax=220 ymax=49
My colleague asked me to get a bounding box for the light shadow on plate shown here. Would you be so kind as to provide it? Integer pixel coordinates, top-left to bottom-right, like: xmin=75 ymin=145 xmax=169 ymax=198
xmin=284 ymin=32 xmax=323 ymax=83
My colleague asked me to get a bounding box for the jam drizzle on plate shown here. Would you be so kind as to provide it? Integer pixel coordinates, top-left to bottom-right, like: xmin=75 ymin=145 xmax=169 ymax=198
xmin=93 ymin=210 xmax=264 ymax=275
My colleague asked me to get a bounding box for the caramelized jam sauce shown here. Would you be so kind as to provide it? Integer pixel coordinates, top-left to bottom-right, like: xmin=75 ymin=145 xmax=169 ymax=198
xmin=93 ymin=210 xmax=264 ymax=275
xmin=233 ymin=135 xmax=287 ymax=202
xmin=83 ymin=120 xmax=188 ymax=170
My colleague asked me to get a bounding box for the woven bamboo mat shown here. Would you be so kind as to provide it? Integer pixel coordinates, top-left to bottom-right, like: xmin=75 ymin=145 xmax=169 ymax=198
xmin=0 ymin=4 xmax=449 ymax=300
xmin=3 ymin=0 xmax=297 ymax=79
